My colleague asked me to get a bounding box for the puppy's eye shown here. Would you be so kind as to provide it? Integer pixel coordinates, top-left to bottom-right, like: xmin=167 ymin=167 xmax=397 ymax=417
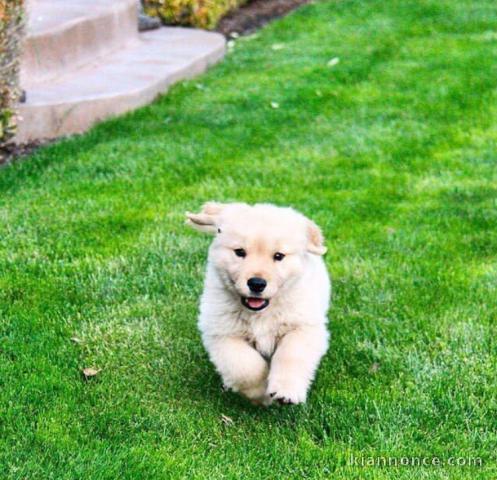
xmin=234 ymin=248 xmax=246 ymax=258
xmin=273 ymin=252 xmax=285 ymax=261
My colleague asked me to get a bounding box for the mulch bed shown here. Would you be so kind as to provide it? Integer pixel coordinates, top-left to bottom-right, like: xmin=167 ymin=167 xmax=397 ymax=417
xmin=217 ymin=0 xmax=310 ymax=36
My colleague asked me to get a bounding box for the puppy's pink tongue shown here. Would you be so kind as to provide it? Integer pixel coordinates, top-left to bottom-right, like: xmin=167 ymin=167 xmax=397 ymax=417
xmin=247 ymin=297 xmax=265 ymax=309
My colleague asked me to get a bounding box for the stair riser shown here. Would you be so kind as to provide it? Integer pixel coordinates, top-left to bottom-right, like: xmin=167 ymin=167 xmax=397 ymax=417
xmin=21 ymin=0 xmax=138 ymax=87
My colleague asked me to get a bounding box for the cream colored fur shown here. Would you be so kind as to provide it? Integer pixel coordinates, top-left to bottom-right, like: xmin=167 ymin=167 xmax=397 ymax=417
xmin=186 ymin=202 xmax=331 ymax=405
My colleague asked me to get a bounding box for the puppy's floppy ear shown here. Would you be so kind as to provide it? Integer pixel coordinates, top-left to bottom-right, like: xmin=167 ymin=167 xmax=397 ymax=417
xmin=307 ymin=219 xmax=327 ymax=255
xmin=185 ymin=202 xmax=225 ymax=234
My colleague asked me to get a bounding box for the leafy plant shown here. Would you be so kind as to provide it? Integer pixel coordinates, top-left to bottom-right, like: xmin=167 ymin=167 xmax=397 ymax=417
xmin=0 ymin=0 xmax=24 ymax=158
xmin=144 ymin=0 xmax=246 ymax=29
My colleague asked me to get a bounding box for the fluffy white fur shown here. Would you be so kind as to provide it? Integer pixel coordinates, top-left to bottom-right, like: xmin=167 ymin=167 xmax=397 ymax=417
xmin=186 ymin=202 xmax=331 ymax=405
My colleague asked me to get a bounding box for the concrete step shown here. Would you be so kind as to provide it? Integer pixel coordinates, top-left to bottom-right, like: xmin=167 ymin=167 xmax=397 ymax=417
xmin=21 ymin=0 xmax=138 ymax=88
xmin=16 ymin=27 xmax=226 ymax=143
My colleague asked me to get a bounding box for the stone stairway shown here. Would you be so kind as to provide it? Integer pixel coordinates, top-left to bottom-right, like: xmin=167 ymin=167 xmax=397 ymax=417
xmin=16 ymin=0 xmax=226 ymax=143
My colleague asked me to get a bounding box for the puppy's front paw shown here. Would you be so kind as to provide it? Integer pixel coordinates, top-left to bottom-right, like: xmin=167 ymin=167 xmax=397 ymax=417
xmin=267 ymin=377 xmax=308 ymax=405
xmin=239 ymin=382 xmax=271 ymax=406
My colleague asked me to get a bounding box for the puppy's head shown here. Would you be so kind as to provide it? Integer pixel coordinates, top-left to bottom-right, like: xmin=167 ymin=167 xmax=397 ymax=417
xmin=186 ymin=202 xmax=326 ymax=313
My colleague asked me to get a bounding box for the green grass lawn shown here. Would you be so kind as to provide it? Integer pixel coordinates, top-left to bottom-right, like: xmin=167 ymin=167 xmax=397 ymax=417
xmin=1 ymin=0 xmax=497 ymax=477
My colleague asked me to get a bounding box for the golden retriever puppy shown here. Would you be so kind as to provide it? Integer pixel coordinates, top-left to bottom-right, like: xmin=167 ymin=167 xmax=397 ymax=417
xmin=186 ymin=202 xmax=331 ymax=405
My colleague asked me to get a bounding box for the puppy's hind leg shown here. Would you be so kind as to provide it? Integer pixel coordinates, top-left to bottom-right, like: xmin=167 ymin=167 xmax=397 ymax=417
xmin=267 ymin=326 xmax=328 ymax=405
xmin=205 ymin=336 xmax=270 ymax=404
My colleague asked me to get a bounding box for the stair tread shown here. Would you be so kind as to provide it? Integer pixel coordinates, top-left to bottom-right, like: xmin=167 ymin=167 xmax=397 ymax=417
xmin=24 ymin=28 xmax=224 ymax=105
xmin=27 ymin=0 xmax=136 ymax=38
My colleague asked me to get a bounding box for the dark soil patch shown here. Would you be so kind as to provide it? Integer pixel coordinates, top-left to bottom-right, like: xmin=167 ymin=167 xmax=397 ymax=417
xmin=0 ymin=139 xmax=49 ymax=167
xmin=217 ymin=0 xmax=311 ymax=36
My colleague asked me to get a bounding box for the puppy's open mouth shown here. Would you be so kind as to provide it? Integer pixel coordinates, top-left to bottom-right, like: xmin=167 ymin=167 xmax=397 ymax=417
xmin=241 ymin=296 xmax=270 ymax=311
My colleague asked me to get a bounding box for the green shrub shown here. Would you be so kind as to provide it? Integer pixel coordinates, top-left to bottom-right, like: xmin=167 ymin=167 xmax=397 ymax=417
xmin=0 ymin=0 xmax=24 ymax=155
xmin=144 ymin=0 xmax=245 ymax=29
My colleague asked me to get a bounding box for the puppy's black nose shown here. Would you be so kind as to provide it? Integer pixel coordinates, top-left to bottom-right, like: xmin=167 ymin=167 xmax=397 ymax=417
xmin=247 ymin=277 xmax=267 ymax=293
